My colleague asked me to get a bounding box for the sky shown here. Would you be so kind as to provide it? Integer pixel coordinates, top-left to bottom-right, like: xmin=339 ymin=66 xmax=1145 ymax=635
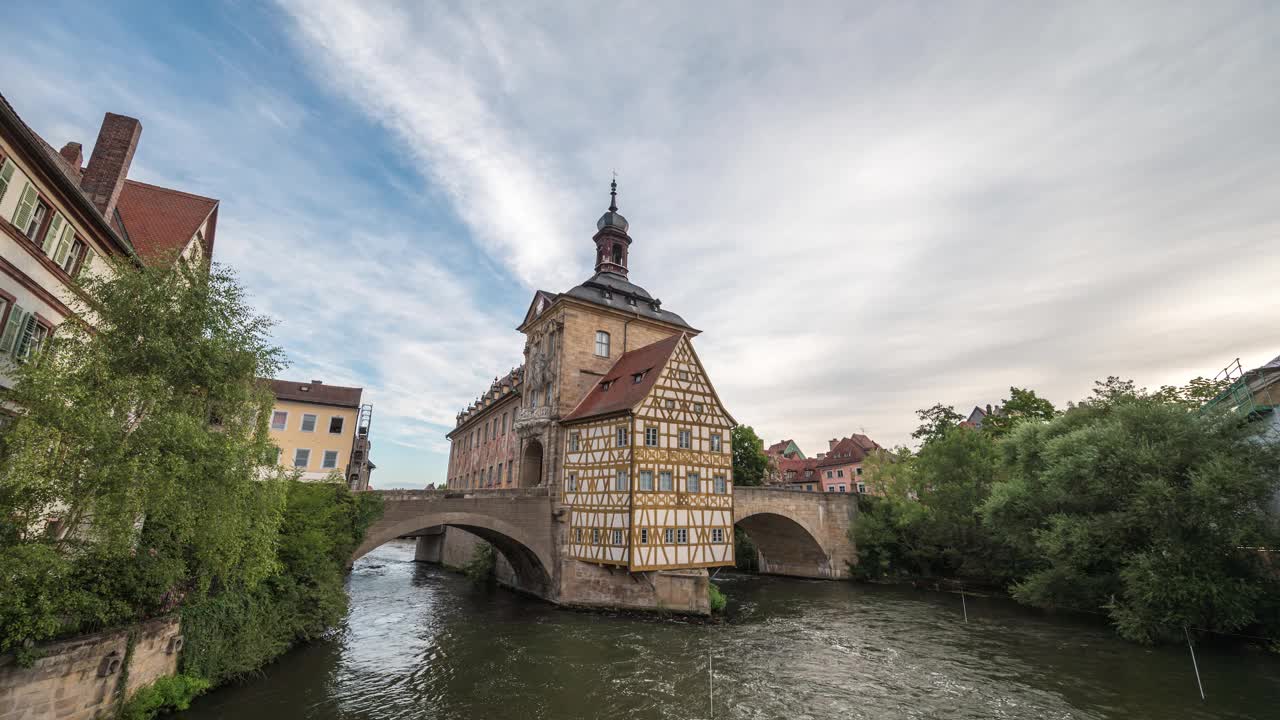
xmin=2 ymin=1 xmax=1277 ymax=488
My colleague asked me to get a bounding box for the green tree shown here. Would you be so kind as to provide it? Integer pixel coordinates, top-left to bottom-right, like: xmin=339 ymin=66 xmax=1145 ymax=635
xmin=983 ymin=389 xmax=1280 ymax=643
xmin=911 ymin=403 xmax=963 ymax=446
xmin=981 ymin=387 xmax=1056 ymax=438
xmin=731 ymin=425 xmax=769 ymax=487
xmin=0 ymin=258 xmax=287 ymax=651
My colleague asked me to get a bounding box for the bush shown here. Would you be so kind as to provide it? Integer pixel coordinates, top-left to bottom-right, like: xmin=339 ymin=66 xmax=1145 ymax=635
xmin=117 ymin=673 xmax=211 ymax=720
xmin=181 ymin=482 xmax=381 ymax=684
xmin=708 ymin=582 xmax=727 ymax=613
xmin=462 ymin=542 xmax=496 ymax=583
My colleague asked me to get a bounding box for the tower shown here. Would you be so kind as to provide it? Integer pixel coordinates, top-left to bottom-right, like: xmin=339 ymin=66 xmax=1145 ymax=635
xmin=593 ymin=179 xmax=631 ymax=277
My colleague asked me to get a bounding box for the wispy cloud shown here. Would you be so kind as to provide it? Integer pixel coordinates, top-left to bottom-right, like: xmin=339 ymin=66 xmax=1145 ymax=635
xmin=277 ymin=1 xmax=1280 ymax=457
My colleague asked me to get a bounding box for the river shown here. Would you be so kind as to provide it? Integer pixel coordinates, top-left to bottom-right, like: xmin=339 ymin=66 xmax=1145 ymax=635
xmin=176 ymin=540 xmax=1279 ymax=719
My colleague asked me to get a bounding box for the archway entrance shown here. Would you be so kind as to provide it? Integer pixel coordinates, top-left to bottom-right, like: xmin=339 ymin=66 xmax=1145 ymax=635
xmin=520 ymin=439 xmax=544 ymax=487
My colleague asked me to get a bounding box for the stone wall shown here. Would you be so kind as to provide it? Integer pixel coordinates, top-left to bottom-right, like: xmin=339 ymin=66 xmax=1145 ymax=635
xmin=557 ymin=558 xmax=710 ymax=615
xmin=0 ymin=616 xmax=181 ymax=720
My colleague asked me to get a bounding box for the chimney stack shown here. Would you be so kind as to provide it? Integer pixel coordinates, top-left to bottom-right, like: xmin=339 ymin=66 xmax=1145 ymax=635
xmin=81 ymin=113 xmax=141 ymax=219
xmin=829 ymin=438 xmax=838 ymax=450
xmin=59 ymin=142 xmax=83 ymax=170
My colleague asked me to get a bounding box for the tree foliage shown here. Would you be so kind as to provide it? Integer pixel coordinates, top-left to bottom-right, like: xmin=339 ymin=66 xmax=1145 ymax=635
xmin=731 ymin=425 xmax=770 ymax=487
xmin=854 ymin=378 xmax=1280 ymax=645
xmin=0 ymin=259 xmax=288 ymax=652
xmin=911 ymin=403 xmax=963 ymax=446
xmin=980 ymin=387 xmax=1056 ymax=438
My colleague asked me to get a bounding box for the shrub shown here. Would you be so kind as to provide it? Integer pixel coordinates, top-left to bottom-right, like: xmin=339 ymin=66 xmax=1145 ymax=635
xmin=708 ymin=582 xmax=727 ymax=613
xmin=462 ymin=542 xmax=496 ymax=583
xmin=117 ymin=673 xmax=211 ymax=720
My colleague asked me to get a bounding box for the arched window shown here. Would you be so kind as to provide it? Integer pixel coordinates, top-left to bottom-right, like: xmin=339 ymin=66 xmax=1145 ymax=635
xmin=595 ymin=331 xmax=610 ymax=357
xmin=611 ymin=244 xmax=623 ymax=266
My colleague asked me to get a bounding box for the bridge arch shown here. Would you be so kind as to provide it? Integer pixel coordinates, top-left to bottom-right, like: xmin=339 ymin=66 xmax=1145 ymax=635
xmin=355 ymin=504 xmax=555 ymax=598
xmin=735 ymin=510 xmax=835 ymax=579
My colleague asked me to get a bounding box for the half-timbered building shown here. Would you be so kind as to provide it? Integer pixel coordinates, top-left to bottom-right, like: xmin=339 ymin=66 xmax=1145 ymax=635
xmin=444 ymin=181 xmax=737 ymax=573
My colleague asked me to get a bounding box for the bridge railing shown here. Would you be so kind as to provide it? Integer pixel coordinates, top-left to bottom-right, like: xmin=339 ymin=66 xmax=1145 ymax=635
xmin=371 ymin=487 xmax=552 ymax=502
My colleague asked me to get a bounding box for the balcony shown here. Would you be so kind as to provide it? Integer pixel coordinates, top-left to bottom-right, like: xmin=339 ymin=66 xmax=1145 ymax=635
xmin=514 ymin=405 xmax=555 ymax=435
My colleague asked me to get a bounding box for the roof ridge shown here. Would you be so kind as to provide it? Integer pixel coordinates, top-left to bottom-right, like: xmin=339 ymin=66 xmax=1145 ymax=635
xmin=123 ymin=178 xmax=218 ymax=205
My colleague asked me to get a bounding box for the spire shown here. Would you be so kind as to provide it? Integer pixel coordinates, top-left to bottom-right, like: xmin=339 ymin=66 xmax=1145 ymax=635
xmin=594 ymin=174 xmax=631 ymax=277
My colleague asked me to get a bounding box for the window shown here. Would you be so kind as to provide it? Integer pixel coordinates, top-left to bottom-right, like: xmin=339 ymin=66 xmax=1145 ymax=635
xmin=645 ymin=426 xmax=658 ymax=446
xmin=837 ymin=469 xmax=844 ymax=478
xmin=483 ymin=421 xmax=489 ymax=442
xmin=293 ymin=449 xmax=310 ymax=468
xmin=595 ymin=331 xmax=610 ymax=357
xmin=714 ymin=475 xmax=727 ymax=494
xmin=665 ymin=399 xmax=676 ymax=409
xmin=301 ymin=414 xmax=317 ymax=432
xmin=329 ymin=416 xmax=344 ymax=434
xmin=679 ymin=370 xmax=689 ymax=381
xmin=676 ymin=528 xmax=688 ymax=544
xmin=615 ymin=469 xmax=629 ymax=492
xmin=686 ymin=472 xmax=700 ymax=493
xmin=640 ymin=528 xmax=650 ymax=544
xmin=838 ymin=484 xmax=847 ymax=493
xmin=611 ymin=244 xmax=623 ymax=265
xmin=270 ymin=411 xmax=288 ymax=430
xmin=856 ymin=467 xmax=863 ymax=476
xmin=693 ymin=402 xmax=704 ymax=414
xmin=858 ymin=483 xmax=867 ymax=494
xmin=710 ymin=433 xmax=722 ymax=452
xmin=566 ymin=472 xmax=577 ymax=492
xmin=569 ymin=432 xmax=580 ymax=452
xmin=712 ymin=528 xmax=725 ymax=544
xmin=639 ymin=470 xmax=654 ymax=491
xmin=0 ymin=158 xmax=13 ymax=203
xmin=591 ymin=529 xmax=600 ymax=545
xmin=659 ymin=471 xmax=673 ymax=491
xmin=13 ymin=186 xmax=48 ymax=240
xmin=575 ymin=528 xmax=583 ymax=543
xmin=322 ymin=450 xmax=339 ymax=469
xmin=678 ymin=429 xmax=691 ymax=449
xmin=497 ymin=462 xmax=503 ymax=485
xmin=616 ymin=426 xmax=629 ymax=447
xmin=664 ymin=528 xmax=675 ymax=544
xmin=632 ymin=371 xmax=645 ymax=384
xmin=612 ymin=529 xmax=623 ymax=546
xmin=544 ymin=386 xmax=551 ymax=406
xmin=502 ymin=413 xmax=507 ymax=434
xmin=507 ymin=463 xmax=512 ymax=484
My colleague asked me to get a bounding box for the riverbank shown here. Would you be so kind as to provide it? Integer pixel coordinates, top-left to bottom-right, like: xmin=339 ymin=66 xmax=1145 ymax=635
xmin=175 ymin=540 xmax=1280 ymax=720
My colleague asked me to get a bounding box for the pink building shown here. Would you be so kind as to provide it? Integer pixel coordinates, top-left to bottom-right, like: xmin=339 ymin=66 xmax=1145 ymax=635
xmin=813 ymin=434 xmax=881 ymax=494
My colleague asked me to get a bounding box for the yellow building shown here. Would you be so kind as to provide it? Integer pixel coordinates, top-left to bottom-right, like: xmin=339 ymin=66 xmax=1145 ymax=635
xmin=267 ymin=379 xmax=374 ymax=489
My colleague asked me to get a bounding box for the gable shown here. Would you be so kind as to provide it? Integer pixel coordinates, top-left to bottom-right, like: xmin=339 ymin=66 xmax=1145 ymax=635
xmin=518 ymin=290 xmax=560 ymax=330
xmin=633 ymin=335 xmax=735 ymax=428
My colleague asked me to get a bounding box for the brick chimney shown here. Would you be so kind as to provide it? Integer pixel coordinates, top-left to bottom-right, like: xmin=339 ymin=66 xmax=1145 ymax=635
xmin=58 ymin=142 xmax=83 ymax=170
xmin=829 ymin=438 xmax=839 ymax=451
xmin=81 ymin=113 xmax=141 ymax=218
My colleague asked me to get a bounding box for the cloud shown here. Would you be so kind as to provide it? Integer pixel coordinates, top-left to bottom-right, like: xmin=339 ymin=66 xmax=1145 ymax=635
xmin=277 ymin=1 xmax=1280 ymax=459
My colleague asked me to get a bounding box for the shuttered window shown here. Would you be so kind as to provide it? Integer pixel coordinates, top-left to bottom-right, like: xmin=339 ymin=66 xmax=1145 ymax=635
xmin=0 ymin=159 xmax=14 ymax=205
xmin=0 ymin=305 xmax=28 ymax=354
xmin=11 ymin=183 xmax=37 ymax=235
xmin=42 ymin=212 xmax=64 ymax=255
xmin=0 ymin=305 xmax=46 ymax=360
xmin=52 ymin=222 xmax=76 ymax=266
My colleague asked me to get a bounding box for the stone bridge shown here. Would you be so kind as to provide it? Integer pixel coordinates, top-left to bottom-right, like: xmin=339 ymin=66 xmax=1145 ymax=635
xmin=355 ymin=485 xmax=857 ymax=611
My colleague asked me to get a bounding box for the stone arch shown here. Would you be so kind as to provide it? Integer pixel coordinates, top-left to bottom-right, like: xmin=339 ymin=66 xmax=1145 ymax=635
xmin=520 ymin=439 xmax=544 ymax=487
xmin=354 ymin=510 xmax=554 ymax=597
xmin=734 ymin=511 xmax=835 ymax=579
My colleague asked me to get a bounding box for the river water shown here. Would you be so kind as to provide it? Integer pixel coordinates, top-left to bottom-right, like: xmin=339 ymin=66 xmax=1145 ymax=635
xmin=177 ymin=541 xmax=1279 ymax=719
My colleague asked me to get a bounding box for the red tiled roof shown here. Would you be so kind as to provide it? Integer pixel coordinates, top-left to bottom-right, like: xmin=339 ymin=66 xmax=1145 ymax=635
xmin=562 ymin=334 xmax=683 ymax=423
xmin=116 ymin=180 xmax=217 ymax=266
xmin=268 ymin=379 xmax=362 ymax=408
xmin=815 ymin=433 xmax=881 ymax=468
xmin=765 ymin=439 xmax=793 ymax=455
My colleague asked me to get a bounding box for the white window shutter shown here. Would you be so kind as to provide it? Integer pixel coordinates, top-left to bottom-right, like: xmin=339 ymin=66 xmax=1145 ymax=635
xmin=0 ymin=159 xmax=14 ymax=204
xmin=11 ymin=183 xmax=36 ymax=230
xmin=0 ymin=306 xmax=27 ymax=355
xmin=42 ymin=212 xmax=64 ymax=255
xmin=53 ymin=222 xmax=75 ymax=265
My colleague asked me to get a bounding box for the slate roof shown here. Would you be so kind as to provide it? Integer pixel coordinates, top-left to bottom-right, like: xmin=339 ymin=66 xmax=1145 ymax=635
xmin=268 ymin=379 xmax=363 ymax=409
xmin=562 ymin=334 xmax=683 ymax=423
xmin=116 ymin=180 xmax=217 ymax=265
xmin=562 ymin=271 xmax=696 ymax=331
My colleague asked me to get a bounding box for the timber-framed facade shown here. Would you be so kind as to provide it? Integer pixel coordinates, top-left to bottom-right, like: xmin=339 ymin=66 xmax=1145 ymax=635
xmin=444 ymin=180 xmax=737 ymax=575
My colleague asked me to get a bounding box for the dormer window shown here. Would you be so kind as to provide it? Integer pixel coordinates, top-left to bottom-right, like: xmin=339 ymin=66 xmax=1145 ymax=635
xmin=627 ymin=297 xmax=636 ymax=306
xmin=602 ymin=290 xmax=613 ymax=300
xmin=632 ymin=370 xmax=647 ymax=384
xmin=600 ymin=380 xmax=612 ymax=391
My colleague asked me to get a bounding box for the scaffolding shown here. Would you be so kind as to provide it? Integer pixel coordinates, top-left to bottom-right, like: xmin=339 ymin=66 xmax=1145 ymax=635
xmin=1202 ymin=357 xmax=1278 ymax=422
